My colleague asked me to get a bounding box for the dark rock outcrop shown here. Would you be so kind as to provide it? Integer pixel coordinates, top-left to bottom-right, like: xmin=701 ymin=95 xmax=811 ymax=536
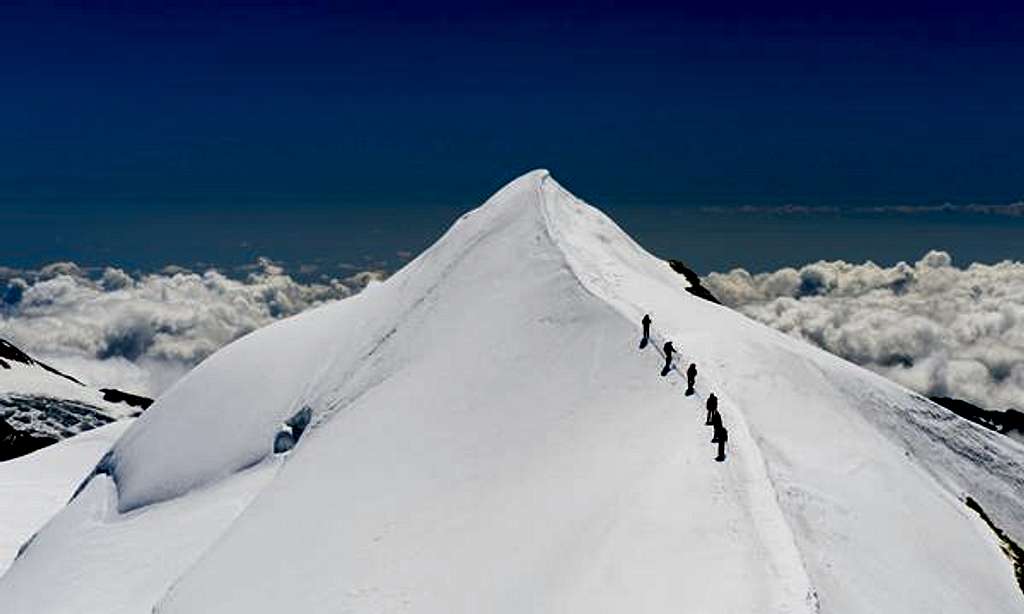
xmin=100 ymin=388 xmax=154 ymax=410
xmin=930 ymin=396 xmax=1024 ymax=438
xmin=666 ymin=260 xmax=722 ymax=305
xmin=0 ymin=417 xmax=58 ymax=462
xmin=0 ymin=395 xmax=115 ymax=440
xmin=0 ymin=338 xmax=151 ymax=461
xmin=965 ymin=496 xmax=1024 ymax=595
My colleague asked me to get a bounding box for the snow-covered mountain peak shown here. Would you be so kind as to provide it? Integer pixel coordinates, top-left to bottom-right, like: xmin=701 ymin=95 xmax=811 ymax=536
xmin=485 ymin=167 xmax=550 ymax=200
xmin=107 ymin=170 xmax=612 ymax=511
xmin=3 ymin=172 xmax=1024 ymax=613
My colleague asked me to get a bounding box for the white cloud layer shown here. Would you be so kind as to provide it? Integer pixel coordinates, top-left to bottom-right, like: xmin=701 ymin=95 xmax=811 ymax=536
xmin=4 ymin=251 xmax=1020 ymax=412
xmin=0 ymin=259 xmax=386 ymax=396
xmin=704 ymin=251 xmax=1024 ymax=410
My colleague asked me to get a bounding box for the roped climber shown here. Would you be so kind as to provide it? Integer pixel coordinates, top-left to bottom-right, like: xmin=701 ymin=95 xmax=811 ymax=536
xmin=714 ymin=423 xmax=728 ymax=462
xmin=661 ymin=341 xmax=675 ymax=376
xmin=705 ymin=393 xmax=718 ymax=425
xmin=640 ymin=314 xmax=652 ymax=349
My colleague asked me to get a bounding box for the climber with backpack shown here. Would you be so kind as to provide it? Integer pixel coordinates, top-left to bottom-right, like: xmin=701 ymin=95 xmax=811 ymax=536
xmin=714 ymin=424 xmax=728 ymax=462
xmin=661 ymin=341 xmax=675 ymax=376
xmin=705 ymin=393 xmax=718 ymax=425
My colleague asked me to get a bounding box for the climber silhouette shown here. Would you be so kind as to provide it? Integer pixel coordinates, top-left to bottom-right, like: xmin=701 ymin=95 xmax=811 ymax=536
xmin=710 ymin=409 xmax=722 ymax=441
xmin=714 ymin=424 xmax=728 ymax=462
xmin=685 ymin=363 xmax=697 ymax=396
xmin=705 ymin=393 xmax=718 ymax=425
xmin=661 ymin=341 xmax=675 ymax=376
xmin=640 ymin=314 xmax=652 ymax=349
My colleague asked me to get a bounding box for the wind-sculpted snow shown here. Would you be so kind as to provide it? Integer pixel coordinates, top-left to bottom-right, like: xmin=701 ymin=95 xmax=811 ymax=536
xmin=705 ymin=252 xmax=1024 ymax=411
xmin=1 ymin=455 xmax=277 ymax=613
xmin=3 ymin=171 xmax=1024 ymax=613
xmin=0 ymin=421 xmax=132 ymax=575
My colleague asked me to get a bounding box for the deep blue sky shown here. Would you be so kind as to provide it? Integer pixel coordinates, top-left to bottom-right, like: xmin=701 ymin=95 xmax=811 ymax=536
xmin=2 ymin=1 xmax=1023 ymax=274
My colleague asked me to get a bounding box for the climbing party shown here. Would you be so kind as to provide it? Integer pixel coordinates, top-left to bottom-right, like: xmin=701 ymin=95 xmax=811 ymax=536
xmin=638 ymin=313 xmax=727 ymax=462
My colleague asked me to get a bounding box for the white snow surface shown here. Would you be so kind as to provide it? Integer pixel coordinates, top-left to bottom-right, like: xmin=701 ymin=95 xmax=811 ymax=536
xmin=0 ymin=420 xmax=131 ymax=575
xmin=2 ymin=170 xmax=1024 ymax=613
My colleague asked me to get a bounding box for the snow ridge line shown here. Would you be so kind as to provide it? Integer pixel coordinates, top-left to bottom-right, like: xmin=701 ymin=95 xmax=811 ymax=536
xmin=535 ymin=175 xmax=820 ymax=613
xmin=676 ymin=344 xmax=821 ymax=613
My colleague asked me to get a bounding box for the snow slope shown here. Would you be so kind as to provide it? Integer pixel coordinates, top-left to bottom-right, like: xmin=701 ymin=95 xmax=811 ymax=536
xmin=2 ymin=170 xmax=1023 ymax=613
xmin=0 ymin=420 xmax=131 ymax=575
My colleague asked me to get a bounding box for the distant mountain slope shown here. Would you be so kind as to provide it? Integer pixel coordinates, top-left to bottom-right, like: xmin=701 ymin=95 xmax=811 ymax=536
xmin=2 ymin=172 xmax=1023 ymax=613
xmin=0 ymin=339 xmax=84 ymax=386
xmin=0 ymin=338 xmax=151 ymax=460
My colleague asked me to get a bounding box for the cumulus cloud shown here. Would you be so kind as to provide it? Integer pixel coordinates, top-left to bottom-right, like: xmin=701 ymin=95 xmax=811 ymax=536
xmin=5 ymin=249 xmax=1020 ymax=413
xmin=0 ymin=260 xmax=387 ymax=396
xmin=38 ymin=261 xmax=86 ymax=279
xmin=705 ymin=251 xmax=1024 ymax=410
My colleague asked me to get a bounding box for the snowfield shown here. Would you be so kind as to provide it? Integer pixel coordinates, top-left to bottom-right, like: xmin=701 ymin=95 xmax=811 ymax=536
xmin=2 ymin=170 xmax=1023 ymax=613
xmin=0 ymin=420 xmax=131 ymax=575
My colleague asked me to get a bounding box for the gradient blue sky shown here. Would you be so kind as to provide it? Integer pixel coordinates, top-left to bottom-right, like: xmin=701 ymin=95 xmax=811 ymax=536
xmin=2 ymin=1 xmax=1022 ymax=274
